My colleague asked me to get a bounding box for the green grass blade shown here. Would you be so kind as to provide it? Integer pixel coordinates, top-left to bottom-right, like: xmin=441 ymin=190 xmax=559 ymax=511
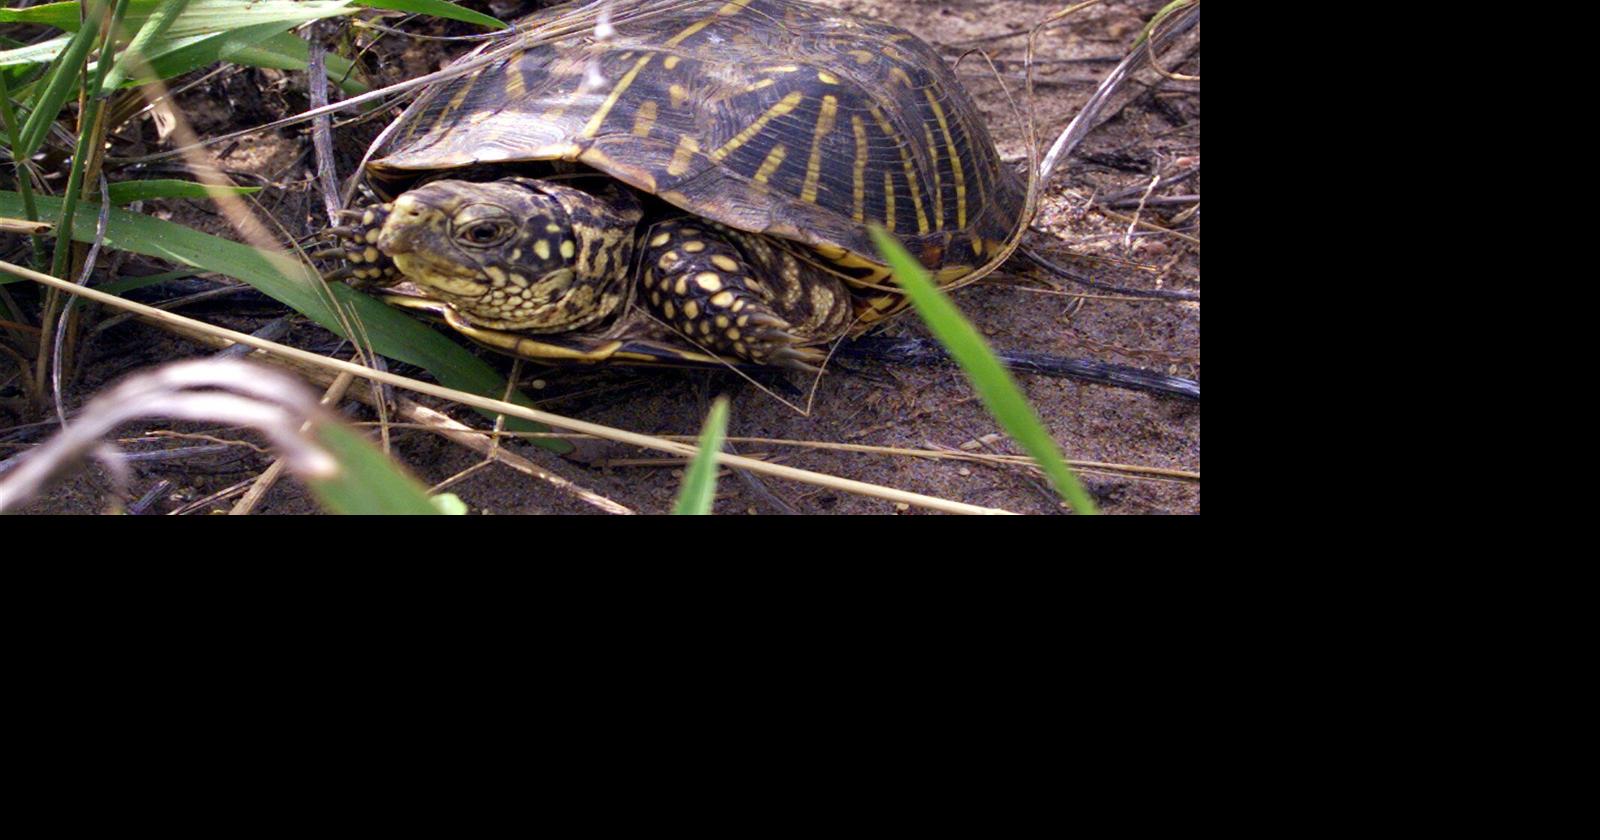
xmin=98 ymin=0 xmax=188 ymax=92
xmin=93 ymin=268 xmax=201 ymax=295
xmin=0 ymin=35 xmax=72 ymax=68
xmin=430 ymin=492 xmax=467 ymax=515
xmin=673 ymin=395 xmax=728 ymax=515
xmin=306 ymin=420 xmax=441 ymax=514
xmin=228 ymin=31 xmax=368 ymax=95
xmin=869 ymin=226 xmax=1099 ymax=515
xmin=15 ymin=3 xmax=105 ymax=161
xmin=354 ymin=1 xmax=507 ymax=29
xmin=0 ymin=1 xmax=356 ymax=70
xmin=106 ymin=178 xmax=260 ymax=204
xmin=0 ymin=189 xmax=570 ymax=453
xmin=0 ymin=2 xmax=94 ymax=31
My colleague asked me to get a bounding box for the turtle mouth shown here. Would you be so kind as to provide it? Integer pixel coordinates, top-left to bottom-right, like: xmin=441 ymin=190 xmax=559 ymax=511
xmin=390 ymin=251 xmax=493 ymax=298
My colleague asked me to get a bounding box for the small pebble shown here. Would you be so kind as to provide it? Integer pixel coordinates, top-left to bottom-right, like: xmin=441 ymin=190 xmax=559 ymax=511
xmin=958 ymin=467 xmax=971 ymax=476
xmin=530 ymin=379 xmax=547 ymax=390
xmin=894 ymin=502 xmax=910 ymax=512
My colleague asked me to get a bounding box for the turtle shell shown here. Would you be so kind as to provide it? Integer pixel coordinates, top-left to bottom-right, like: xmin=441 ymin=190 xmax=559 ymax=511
xmin=367 ymin=0 xmax=1026 ymax=281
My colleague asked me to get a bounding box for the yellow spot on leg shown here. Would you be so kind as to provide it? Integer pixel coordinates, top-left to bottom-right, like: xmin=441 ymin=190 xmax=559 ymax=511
xmin=695 ymin=272 xmax=724 ymax=292
xmin=711 ymin=255 xmax=739 ymax=272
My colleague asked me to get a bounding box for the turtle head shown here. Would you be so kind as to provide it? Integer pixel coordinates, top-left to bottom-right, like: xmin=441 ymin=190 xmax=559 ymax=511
xmin=374 ymin=178 xmax=633 ymax=332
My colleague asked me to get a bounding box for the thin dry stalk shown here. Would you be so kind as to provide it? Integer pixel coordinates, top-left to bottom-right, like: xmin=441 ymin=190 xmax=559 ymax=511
xmin=7 ymin=262 xmax=1014 ymax=514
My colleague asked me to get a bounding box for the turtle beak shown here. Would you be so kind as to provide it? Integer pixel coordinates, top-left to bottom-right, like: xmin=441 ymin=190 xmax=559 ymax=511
xmin=376 ymin=193 xmax=444 ymax=256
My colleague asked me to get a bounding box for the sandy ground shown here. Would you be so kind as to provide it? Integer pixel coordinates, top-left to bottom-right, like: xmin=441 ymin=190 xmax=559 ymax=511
xmin=3 ymin=0 xmax=1199 ymax=515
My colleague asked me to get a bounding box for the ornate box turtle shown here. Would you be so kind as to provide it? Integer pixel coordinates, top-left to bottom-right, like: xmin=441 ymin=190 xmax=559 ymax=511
xmin=332 ymin=0 xmax=1027 ymax=370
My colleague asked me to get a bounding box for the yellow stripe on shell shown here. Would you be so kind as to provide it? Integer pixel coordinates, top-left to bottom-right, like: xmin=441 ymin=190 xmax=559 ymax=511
xmin=800 ymin=95 xmax=838 ymax=204
xmin=870 ymin=105 xmax=927 ymax=233
xmin=753 ymin=145 xmax=787 ymax=184
xmin=711 ymin=91 xmax=804 ymax=163
xmin=924 ymin=88 xmax=966 ymax=228
xmin=850 ymin=115 xmax=867 ymax=222
xmin=632 ymin=99 xmax=659 ymax=138
xmin=667 ymin=135 xmax=700 ymax=177
xmin=581 ymin=55 xmax=653 ymax=138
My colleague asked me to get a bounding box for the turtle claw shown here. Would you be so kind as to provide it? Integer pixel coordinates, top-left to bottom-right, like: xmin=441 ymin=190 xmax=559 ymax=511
xmin=767 ymin=345 xmax=826 ymax=374
xmin=322 ymin=203 xmax=399 ymax=287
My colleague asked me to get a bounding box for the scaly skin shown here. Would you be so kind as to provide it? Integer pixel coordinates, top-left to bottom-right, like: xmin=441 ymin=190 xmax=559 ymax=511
xmin=334 ymin=177 xmax=854 ymax=369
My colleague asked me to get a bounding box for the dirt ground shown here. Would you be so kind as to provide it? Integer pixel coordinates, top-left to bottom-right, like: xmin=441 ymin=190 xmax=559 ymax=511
xmin=3 ymin=0 xmax=1199 ymax=515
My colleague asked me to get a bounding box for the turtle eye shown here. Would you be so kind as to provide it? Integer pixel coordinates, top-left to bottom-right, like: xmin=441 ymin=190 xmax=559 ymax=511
xmin=458 ymin=219 xmax=512 ymax=247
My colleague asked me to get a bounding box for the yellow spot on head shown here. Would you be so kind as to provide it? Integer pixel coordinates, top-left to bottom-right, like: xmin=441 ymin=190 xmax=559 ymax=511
xmin=534 ymin=240 xmax=551 ymax=260
xmin=560 ymin=240 xmax=575 ymax=259
xmin=649 ymin=232 xmax=672 ymax=247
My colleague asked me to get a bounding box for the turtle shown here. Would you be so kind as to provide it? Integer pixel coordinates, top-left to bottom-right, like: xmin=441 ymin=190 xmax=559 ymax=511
xmin=330 ymin=0 xmax=1028 ymax=371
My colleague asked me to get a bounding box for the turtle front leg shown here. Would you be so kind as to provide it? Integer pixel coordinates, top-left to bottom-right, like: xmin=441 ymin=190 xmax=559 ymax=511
xmin=639 ymin=219 xmax=852 ymax=370
xmin=325 ymin=204 xmax=401 ymax=286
